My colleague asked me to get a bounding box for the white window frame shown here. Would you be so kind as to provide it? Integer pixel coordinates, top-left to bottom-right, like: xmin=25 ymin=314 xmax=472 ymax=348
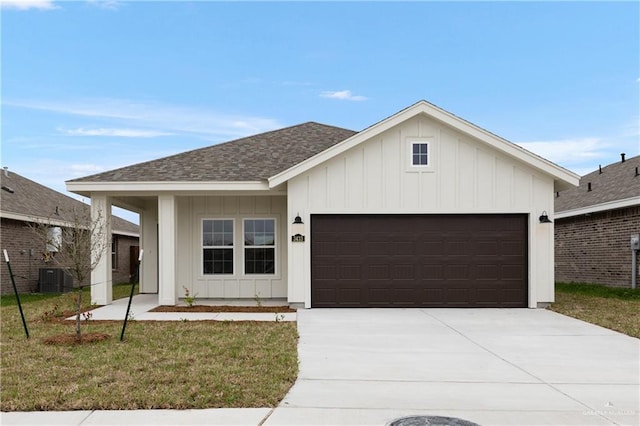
xmin=202 ymin=218 xmax=235 ymax=276
xmin=242 ymin=218 xmax=277 ymax=276
xmin=410 ymin=141 xmax=430 ymax=167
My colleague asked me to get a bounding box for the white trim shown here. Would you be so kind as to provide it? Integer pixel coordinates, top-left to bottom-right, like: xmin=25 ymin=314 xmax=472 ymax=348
xmin=0 ymin=211 xmax=76 ymax=228
xmin=201 ymin=218 xmax=236 ymax=276
xmin=555 ymin=196 xmax=640 ymax=219
xmin=112 ymin=230 xmax=140 ymax=238
xmin=66 ymin=180 xmax=270 ymax=194
xmin=242 ymin=217 xmax=277 ymax=276
xmin=268 ymin=100 xmax=580 ymax=188
xmin=0 ymin=210 xmax=139 ymax=238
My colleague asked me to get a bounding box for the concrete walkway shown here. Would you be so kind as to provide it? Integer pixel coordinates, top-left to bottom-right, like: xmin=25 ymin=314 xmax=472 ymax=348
xmin=3 ymin=308 xmax=639 ymax=425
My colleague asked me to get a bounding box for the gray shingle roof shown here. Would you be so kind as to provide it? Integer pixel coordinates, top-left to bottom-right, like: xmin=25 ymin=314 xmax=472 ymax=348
xmin=555 ymin=154 xmax=640 ymax=212
xmin=68 ymin=122 xmax=357 ymax=183
xmin=1 ymin=171 xmax=139 ymax=234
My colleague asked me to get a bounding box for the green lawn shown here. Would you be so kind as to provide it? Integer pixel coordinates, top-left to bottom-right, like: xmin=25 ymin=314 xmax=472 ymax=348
xmin=550 ymin=282 xmax=640 ymax=338
xmin=0 ymin=285 xmax=298 ymax=411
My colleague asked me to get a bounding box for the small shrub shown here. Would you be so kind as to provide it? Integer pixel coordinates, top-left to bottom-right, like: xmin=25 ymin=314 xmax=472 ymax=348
xmin=183 ymin=286 xmax=197 ymax=307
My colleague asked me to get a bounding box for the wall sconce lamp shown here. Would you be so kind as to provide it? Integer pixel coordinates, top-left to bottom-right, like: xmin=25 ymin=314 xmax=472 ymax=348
xmin=291 ymin=214 xmax=305 ymax=242
xmin=539 ymin=211 xmax=552 ymax=224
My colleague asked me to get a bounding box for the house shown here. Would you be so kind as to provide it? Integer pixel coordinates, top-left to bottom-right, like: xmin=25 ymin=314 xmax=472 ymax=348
xmin=0 ymin=169 xmax=139 ymax=295
xmin=66 ymin=101 xmax=579 ymax=308
xmin=555 ymin=154 xmax=640 ymax=287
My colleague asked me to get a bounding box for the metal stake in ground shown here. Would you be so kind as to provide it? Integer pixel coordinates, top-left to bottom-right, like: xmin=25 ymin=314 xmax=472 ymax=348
xmin=3 ymin=249 xmax=29 ymax=338
xmin=120 ymin=249 xmax=143 ymax=341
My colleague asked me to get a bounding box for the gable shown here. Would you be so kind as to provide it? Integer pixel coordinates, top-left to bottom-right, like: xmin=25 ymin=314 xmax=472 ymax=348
xmin=269 ymin=101 xmax=579 ymax=192
xmin=289 ymin=114 xmax=557 ymax=213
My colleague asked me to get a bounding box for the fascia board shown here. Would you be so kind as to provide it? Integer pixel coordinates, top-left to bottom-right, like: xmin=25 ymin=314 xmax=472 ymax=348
xmin=269 ymin=100 xmax=580 ymax=188
xmin=66 ymin=181 xmax=271 ymax=194
xmin=113 ymin=230 xmax=140 ymax=238
xmin=555 ymin=196 xmax=640 ymax=219
xmin=1 ymin=210 xmax=77 ymax=228
xmin=2 ymin=210 xmax=139 ymax=235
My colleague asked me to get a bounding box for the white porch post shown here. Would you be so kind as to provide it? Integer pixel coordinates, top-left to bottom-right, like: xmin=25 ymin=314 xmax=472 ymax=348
xmin=158 ymin=195 xmax=177 ymax=305
xmin=91 ymin=194 xmax=112 ymax=305
xmin=139 ymin=201 xmax=158 ymax=294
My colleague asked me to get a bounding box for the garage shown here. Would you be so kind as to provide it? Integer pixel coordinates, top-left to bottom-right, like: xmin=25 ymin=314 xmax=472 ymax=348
xmin=311 ymin=214 xmax=528 ymax=308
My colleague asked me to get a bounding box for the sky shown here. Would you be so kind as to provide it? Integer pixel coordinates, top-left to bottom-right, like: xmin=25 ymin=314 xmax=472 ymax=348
xmin=1 ymin=0 xmax=639 ymax=224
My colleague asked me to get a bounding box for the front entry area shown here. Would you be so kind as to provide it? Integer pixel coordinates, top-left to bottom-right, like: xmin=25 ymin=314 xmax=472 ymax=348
xmin=311 ymin=214 xmax=528 ymax=308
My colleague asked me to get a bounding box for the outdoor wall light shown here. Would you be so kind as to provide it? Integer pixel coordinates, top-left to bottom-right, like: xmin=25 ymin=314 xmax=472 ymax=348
xmin=539 ymin=211 xmax=552 ymax=224
xmin=291 ymin=214 xmax=305 ymax=242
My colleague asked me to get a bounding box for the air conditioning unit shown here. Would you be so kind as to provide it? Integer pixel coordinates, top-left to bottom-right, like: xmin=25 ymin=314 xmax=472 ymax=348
xmin=39 ymin=268 xmax=73 ymax=293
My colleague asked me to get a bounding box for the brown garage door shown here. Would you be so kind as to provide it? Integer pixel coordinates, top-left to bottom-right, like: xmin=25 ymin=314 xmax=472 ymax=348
xmin=311 ymin=214 xmax=528 ymax=308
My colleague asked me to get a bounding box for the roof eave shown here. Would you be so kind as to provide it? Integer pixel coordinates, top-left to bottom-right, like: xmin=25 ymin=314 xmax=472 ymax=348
xmin=269 ymin=100 xmax=580 ymax=189
xmin=555 ymin=196 xmax=640 ymax=219
xmin=66 ymin=180 xmax=273 ymax=196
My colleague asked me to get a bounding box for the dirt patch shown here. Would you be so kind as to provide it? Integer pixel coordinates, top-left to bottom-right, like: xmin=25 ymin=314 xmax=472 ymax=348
xmin=150 ymin=305 xmax=296 ymax=313
xmin=42 ymin=332 xmax=111 ymax=345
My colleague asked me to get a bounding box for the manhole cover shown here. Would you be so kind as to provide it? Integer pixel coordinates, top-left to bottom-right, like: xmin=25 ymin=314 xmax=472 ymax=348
xmin=388 ymin=415 xmax=481 ymax=426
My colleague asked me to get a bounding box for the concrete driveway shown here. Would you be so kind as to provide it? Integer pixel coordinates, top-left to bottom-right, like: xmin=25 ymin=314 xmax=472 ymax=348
xmin=267 ymin=309 xmax=639 ymax=426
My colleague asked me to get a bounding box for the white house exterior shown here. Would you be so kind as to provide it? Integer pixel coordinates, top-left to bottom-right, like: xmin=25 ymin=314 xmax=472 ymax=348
xmin=67 ymin=101 xmax=579 ymax=308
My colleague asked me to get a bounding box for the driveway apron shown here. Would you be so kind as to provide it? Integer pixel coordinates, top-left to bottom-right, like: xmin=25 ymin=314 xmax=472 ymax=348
xmin=267 ymin=309 xmax=639 ymax=426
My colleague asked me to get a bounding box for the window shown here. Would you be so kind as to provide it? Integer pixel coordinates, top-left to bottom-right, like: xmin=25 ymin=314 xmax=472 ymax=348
xmin=244 ymin=219 xmax=275 ymax=274
xmin=111 ymin=236 xmax=117 ymax=270
xmin=411 ymin=142 xmax=429 ymax=166
xmin=203 ymin=219 xmax=234 ymax=275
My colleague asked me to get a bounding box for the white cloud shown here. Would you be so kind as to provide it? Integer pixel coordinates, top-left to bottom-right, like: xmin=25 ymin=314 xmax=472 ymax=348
xmin=86 ymin=0 xmax=121 ymax=10
xmin=320 ymin=90 xmax=368 ymax=101
xmin=70 ymin=163 xmax=105 ymax=175
xmin=59 ymin=127 xmax=173 ymax=138
xmin=517 ymin=137 xmax=608 ymax=166
xmin=515 ymin=137 xmax=617 ymax=175
xmin=0 ymin=0 xmax=57 ymax=10
xmin=5 ymin=98 xmax=283 ymax=139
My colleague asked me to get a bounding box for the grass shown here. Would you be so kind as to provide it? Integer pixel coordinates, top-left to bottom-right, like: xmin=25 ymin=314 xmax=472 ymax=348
xmin=550 ymin=282 xmax=640 ymax=338
xmin=0 ymin=285 xmax=298 ymax=411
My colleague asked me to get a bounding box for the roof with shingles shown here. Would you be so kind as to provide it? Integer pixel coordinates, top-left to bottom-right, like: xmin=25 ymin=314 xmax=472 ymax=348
xmin=0 ymin=171 xmax=139 ymax=235
xmin=69 ymin=122 xmax=357 ymax=183
xmin=555 ymin=154 xmax=640 ymax=212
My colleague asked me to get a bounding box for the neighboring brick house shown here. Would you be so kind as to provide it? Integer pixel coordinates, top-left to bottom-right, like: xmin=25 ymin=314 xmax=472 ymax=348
xmin=555 ymin=154 xmax=640 ymax=287
xmin=0 ymin=169 xmax=139 ymax=294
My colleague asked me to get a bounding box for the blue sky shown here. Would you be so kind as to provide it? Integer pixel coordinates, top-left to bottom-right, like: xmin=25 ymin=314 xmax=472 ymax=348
xmin=1 ymin=1 xmax=638 ymax=223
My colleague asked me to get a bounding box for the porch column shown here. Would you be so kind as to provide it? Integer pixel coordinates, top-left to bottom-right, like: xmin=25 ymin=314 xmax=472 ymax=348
xmin=139 ymin=201 xmax=158 ymax=294
xmin=158 ymin=195 xmax=177 ymax=305
xmin=91 ymin=194 xmax=112 ymax=305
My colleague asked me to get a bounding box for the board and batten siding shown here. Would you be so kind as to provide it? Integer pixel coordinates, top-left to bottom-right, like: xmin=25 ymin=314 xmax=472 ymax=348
xmin=287 ymin=115 xmax=555 ymax=308
xmin=176 ymin=195 xmax=287 ymax=300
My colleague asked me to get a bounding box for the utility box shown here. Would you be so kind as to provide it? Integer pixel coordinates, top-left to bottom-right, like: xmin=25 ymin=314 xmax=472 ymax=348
xmin=631 ymin=234 xmax=640 ymax=251
xmin=39 ymin=268 xmax=73 ymax=293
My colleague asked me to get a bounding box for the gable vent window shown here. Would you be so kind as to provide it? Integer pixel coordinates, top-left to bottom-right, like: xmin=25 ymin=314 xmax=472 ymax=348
xmin=203 ymin=219 xmax=234 ymax=275
xmin=411 ymin=142 xmax=429 ymax=166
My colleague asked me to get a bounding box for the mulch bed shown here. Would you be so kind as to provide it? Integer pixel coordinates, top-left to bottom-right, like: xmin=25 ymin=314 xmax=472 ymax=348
xmin=42 ymin=332 xmax=111 ymax=345
xmin=150 ymin=305 xmax=296 ymax=313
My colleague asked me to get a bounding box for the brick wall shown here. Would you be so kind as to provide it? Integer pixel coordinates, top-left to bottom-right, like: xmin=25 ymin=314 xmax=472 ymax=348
xmin=1 ymin=218 xmax=139 ymax=294
xmin=1 ymin=218 xmax=49 ymax=294
xmin=555 ymin=205 xmax=640 ymax=287
xmin=112 ymin=234 xmax=139 ymax=284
